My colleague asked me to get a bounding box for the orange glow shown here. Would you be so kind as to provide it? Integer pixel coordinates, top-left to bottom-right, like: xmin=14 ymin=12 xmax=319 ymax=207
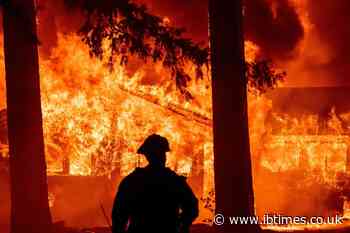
xmin=0 ymin=14 xmax=349 ymax=224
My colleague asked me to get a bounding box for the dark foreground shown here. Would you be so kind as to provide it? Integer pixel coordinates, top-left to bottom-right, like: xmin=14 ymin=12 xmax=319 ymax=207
xmin=2 ymin=222 xmax=350 ymax=233
xmin=55 ymin=223 xmax=350 ymax=233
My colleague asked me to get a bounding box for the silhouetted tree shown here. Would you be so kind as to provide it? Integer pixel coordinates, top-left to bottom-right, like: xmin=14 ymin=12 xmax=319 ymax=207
xmin=2 ymin=1 xmax=52 ymax=233
xmin=246 ymin=60 xmax=285 ymax=95
xmin=209 ymin=0 xmax=261 ymax=233
xmin=77 ymin=0 xmax=209 ymax=99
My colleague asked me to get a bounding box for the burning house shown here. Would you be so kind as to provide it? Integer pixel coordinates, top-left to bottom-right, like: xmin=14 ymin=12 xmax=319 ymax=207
xmin=264 ymin=86 xmax=350 ymax=173
xmin=0 ymin=33 xmax=215 ymax=227
xmin=252 ymin=87 xmax=350 ymax=221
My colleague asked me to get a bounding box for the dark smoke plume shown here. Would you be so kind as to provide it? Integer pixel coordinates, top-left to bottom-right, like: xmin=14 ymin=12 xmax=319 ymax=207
xmin=135 ymin=0 xmax=208 ymax=43
xmin=37 ymin=0 xmax=305 ymax=62
xmin=307 ymin=0 xmax=350 ymax=85
xmin=138 ymin=0 xmax=305 ymax=61
xmin=244 ymin=0 xmax=304 ymax=60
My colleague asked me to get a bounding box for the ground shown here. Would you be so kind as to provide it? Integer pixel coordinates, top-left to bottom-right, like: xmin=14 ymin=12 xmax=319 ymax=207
xmin=60 ymin=223 xmax=350 ymax=233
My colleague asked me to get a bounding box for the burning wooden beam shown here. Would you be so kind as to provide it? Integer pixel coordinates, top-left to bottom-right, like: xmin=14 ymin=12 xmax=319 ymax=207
xmin=117 ymin=85 xmax=212 ymax=128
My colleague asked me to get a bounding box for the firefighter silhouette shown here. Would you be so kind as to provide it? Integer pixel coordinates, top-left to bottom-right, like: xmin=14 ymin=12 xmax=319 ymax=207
xmin=112 ymin=134 xmax=198 ymax=233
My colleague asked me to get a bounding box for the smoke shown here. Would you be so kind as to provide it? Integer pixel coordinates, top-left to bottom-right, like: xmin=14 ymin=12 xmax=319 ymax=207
xmin=306 ymin=0 xmax=350 ymax=85
xmin=135 ymin=0 xmax=208 ymax=43
xmin=244 ymin=0 xmax=304 ymax=60
xmin=37 ymin=0 xmax=304 ymax=60
xmin=138 ymin=0 xmax=306 ymax=62
xmin=139 ymin=0 xmax=305 ymax=61
xmin=36 ymin=0 xmax=85 ymax=56
xmin=35 ymin=0 xmax=350 ymax=86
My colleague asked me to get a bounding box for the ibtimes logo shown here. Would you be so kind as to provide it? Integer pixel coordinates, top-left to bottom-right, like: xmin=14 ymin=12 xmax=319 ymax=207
xmin=262 ymin=213 xmax=344 ymax=225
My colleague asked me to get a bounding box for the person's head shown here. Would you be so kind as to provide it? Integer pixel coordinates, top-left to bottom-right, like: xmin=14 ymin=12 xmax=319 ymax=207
xmin=137 ymin=134 xmax=170 ymax=167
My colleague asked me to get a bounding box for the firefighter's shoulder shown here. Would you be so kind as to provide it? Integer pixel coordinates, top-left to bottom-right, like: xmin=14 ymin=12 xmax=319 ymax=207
xmin=119 ymin=167 xmax=146 ymax=186
xmin=126 ymin=167 xmax=147 ymax=179
xmin=164 ymin=168 xmax=188 ymax=184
